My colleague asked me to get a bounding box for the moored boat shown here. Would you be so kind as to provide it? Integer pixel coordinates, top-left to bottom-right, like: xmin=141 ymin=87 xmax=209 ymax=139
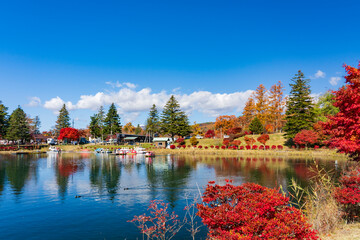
xmin=48 ymin=146 xmax=61 ymax=153
xmin=145 ymin=151 xmax=155 ymax=157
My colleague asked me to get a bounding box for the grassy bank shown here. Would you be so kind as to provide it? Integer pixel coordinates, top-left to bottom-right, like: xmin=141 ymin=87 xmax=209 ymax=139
xmin=184 ymin=133 xmax=286 ymax=147
xmin=151 ymin=148 xmax=347 ymax=159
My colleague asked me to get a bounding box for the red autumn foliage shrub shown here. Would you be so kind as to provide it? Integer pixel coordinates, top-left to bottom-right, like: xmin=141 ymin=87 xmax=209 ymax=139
xmin=252 ymin=145 xmax=258 ymax=150
xmin=181 ymin=145 xmax=186 ymax=149
xmin=314 ymin=145 xmax=319 ymax=149
xmin=129 ymin=200 xmax=182 ymax=240
xmin=259 ymin=145 xmax=264 ymax=150
xmin=271 ymin=145 xmax=277 ymax=150
xmin=231 ymin=140 xmax=242 ymax=146
xmin=257 ymin=134 xmax=270 ymax=146
xmin=205 ymin=146 xmax=208 ymax=149
xmin=265 ymin=145 xmax=270 ymax=150
xmin=204 ymin=129 xmax=216 ymax=138
xmin=58 ymin=128 xmax=80 ymax=141
xmin=175 ymin=137 xmax=185 ymax=145
xmin=334 ymin=166 xmax=360 ymax=221
xmin=245 ymin=145 xmax=251 ymax=150
xmin=197 ymin=181 xmax=318 ymax=240
xmin=240 ymin=146 xmax=244 ymax=150
xmin=223 ymin=139 xmax=230 ymax=146
xmin=277 ymin=145 xmax=283 ymax=150
xmin=323 ymin=62 xmax=360 ymax=160
xmin=294 ymin=130 xmax=319 ymax=149
xmin=215 ymin=146 xmax=220 ymax=149
xmin=210 ymin=145 xmax=214 ymax=148
xmin=198 ymin=145 xmax=203 ymax=149
xmin=221 ymin=145 xmax=226 ymax=150
xmin=244 ymin=136 xmax=256 ymax=146
xmin=170 ymin=144 xmax=176 ymax=149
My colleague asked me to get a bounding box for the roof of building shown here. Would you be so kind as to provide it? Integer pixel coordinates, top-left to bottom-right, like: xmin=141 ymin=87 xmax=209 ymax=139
xmin=153 ymin=137 xmax=171 ymax=142
xmin=124 ymin=137 xmax=138 ymax=140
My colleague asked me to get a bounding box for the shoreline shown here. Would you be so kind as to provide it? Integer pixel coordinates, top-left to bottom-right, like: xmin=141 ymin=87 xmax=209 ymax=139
xmin=0 ymin=147 xmax=348 ymax=160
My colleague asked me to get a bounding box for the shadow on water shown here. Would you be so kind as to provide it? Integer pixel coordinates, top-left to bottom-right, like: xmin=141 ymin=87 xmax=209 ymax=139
xmin=0 ymin=152 xmax=354 ymax=239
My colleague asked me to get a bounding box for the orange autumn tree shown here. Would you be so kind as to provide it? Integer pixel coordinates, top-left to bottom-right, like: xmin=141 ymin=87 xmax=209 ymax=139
xmin=254 ymin=84 xmax=270 ymax=126
xmin=242 ymin=96 xmax=256 ymax=129
xmin=268 ymin=81 xmax=286 ymax=132
xmin=324 ymin=62 xmax=360 ymax=160
xmin=214 ymin=115 xmax=238 ymax=138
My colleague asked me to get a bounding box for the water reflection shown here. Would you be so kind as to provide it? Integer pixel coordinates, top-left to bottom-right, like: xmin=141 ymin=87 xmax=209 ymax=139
xmin=0 ymin=153 xmax=353 ymax=240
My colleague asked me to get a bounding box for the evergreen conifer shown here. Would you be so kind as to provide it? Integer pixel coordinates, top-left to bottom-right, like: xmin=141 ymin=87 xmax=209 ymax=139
xmin=249 ymin=117 xmax=263 ymax=134
xmin=0 ymin=101 xmax=9 ymax=138
xmin=6 ymin=106 xmax=31 ymax=143
xmin=283 ymin=71 xmax=315 ymax=139
xmin=160 ymin=96 xmax=191 ymax=140
xmin=104 ymin=103 xmax=122 ymax=135
xmin=55 ymin=104 xmax=70 ymax=135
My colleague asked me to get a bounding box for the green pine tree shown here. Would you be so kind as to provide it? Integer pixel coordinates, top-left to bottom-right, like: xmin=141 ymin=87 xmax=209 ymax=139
xmin=104 ymin=103 xmax=122 ymax=135
xmin=6 ymin=106 xmax=31 ymax=143
xmin=249 ymin=116 xmax=263 ymax=134
xmin=283 ymin=70 xmax=315 ymax=139
xmin=160 ymin=95 xmax=191 ymax=140
xmin=89 ymin=114 xmax=101 ymax=138
xmin=145 ymin=104 xmax=160 ymax=138
xmin=0 ymin=101 xmax=9 ymax=138
xmin=55 ymin=104 xmax=70 ymax=135
xmin=135 ymin=124 xmax=142 ymax=135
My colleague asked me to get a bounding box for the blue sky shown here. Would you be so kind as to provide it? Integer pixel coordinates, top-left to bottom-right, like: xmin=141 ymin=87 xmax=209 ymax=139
xmin=0 ymin=0 xmax=359 ymax=131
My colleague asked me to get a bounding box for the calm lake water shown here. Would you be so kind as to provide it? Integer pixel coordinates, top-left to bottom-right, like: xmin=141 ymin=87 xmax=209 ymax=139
xmin=0 ymin=153 xmax=350 ymax=239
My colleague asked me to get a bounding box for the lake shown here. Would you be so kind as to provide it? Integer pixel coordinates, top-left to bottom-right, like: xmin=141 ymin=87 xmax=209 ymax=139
xmin=0 ymin=153 xmax=349 ymax=239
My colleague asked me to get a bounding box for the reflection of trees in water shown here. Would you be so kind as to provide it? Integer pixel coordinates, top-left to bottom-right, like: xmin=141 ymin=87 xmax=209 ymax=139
xmin=0 ymin=161 xmax=6 ymax=195
xmin=3 ymin=154 xmax=38 ymax=197
xmin=146 ymin=155 xmax=192 ymax=207
xmin=180 ymin=156 xmax=349 ymax=192
xmin=55 ymin=154 xmax=85 ymax=199
xmin=89 ymin=156 xmax=121 ymax=200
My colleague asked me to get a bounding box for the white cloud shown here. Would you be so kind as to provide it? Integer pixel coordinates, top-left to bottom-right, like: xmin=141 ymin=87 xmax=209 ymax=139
xmin=42 ymin=85 xmax=254 ymax=120
xmin=312 ymin=70 xmax=326 ymax=79
xmin=330 ymin=77 xmax=341 ymax=86
xmin=43 ymin=96 xmax=76 ymax=113
xmin=123 ymin=82 xmax=136 ymax=89
xmin=105 ymin=81 xmax=136 ymax=89
xmin=27 ymin=96 xmax=41 ymax=107
xmin=310 ymin=92 xmax=322 ymax=103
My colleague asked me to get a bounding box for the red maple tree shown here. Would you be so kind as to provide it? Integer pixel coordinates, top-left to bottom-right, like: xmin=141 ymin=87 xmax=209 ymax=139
xmin=323 ymin=62 xmax=360 ymax=160
xmin=58 ymin=128 xmax=80 ymax=141
xmin=294 ymin=130 xmax=319 ymax=149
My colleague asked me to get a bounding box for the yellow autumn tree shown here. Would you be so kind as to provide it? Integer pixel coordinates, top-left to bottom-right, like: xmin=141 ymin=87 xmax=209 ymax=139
xmin=192 ymin=122 xmax=203 ymax=136
xmin=254 ymin=84 xmax=270 ymax=125
xmin=242 ymin=96 xmax=256 ymax=129
xmin=123 ymin=122 xmax=135 ymax=134
xmin=214 ymin=115 xmax=238 ymax=138
xmin=268 ymin=81 xmax=286 ymax=132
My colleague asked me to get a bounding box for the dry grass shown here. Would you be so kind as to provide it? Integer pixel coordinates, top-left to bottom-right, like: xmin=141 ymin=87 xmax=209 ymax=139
xmin=289 ymin=164 xmax=345 ymax=237
xmin=320 ymin=223 xmax=360 ymax=240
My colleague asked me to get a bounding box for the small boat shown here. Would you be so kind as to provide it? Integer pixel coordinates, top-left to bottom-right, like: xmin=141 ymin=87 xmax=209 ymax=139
xmin=127 ymin=149 xmax=137 ymax=155
xmin=48 ymin=146 xmax=61 ymax=153
xmin=145 ymin=151 xmax=155 ymax=157
xmin=115 ymin=148 xmax=130 ymax=155
xmin=134 ymin=147 xmax=147 ymax=154
xmin=101 ymin=149 xmax=112 ymax=154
